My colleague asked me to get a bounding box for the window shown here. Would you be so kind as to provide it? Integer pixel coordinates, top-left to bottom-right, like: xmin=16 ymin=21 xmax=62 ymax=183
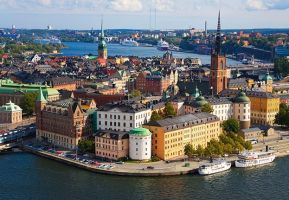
xmin=130 ymin=116 xmax=133 ymax=120
xmin=98 ymin=114 xmax=101 ymax=118
xmin=99 ymin=121 xmax=101 ymax=125
xmin=123 ymin=123 xmax=126 ymax=127
xmin=130 ymin=123 xmax=132 ymax=127
xmin=105 ymin=121 xmax=107 ymax=126
xmin=105 ymin=114 xmax=107 ymax=119
xmin=136 ymin=148 xmax=138 ymax=151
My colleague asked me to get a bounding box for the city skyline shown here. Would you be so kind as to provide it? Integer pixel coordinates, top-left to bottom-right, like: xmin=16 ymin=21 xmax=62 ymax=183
xmin=0 ymin=0 xmax=289 ymax=30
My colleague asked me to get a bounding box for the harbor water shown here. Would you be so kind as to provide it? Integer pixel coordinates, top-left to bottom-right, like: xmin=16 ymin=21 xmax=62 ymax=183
xmin=0 ymin=152 xmax=288 ymax=200
xmin=61 ymin=42 xmax=240 ymax=66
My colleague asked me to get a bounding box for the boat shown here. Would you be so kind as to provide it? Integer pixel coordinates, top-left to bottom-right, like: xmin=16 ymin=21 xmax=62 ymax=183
xmin=34 ymin=36 xmax=62 ymax=45
xmin=235 ymin=150 xmax=275 ymax=168
xmin=120 ymin=38 xmax=139 ymax=47
xmin=157 ymin=39 xmax=169 ymax=51
xmin=198 ymin=159 xmax=231 ymax=175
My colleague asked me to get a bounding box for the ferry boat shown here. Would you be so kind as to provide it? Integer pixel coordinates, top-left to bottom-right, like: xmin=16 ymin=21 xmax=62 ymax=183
xmin=198 ymin=159 xmax=231 ymax=175
xmin=120 ymin=38 xmax=139 ymax=47
xmin=157 ymin=39 xmax=169 ymax=51
xmin=235 ymin=150 xmax=275 ymax=168
xmin=34 ymin=36 xmax=62 ymax=45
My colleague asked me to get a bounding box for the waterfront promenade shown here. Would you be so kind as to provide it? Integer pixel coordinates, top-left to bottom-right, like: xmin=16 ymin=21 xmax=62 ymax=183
xmin=21 ymin=135 xmax=289 ymax=177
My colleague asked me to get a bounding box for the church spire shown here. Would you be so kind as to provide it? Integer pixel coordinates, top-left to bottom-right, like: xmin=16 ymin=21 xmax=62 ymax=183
xmin=36 ymin=87 xmax=47 ymax=102
xmin=215 ymin=10 xmax=221 ymax=55
xmin=100 ymin=15 xmax=104 ymax=38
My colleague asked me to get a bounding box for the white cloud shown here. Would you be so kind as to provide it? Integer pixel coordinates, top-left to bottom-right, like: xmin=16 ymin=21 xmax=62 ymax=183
xmin=109 ymin=0 xmax=143 ymax=12
xmin=153 ymin=0 xmax=174 ymax=12
xmin=246 ymin=0 xmax=289 ymax=10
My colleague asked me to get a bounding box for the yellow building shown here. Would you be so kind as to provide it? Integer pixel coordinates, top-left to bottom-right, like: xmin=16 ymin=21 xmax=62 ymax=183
xmin=143 ymin=113 xmax=221 ymax=161
xmin=247 ymin=91 xmax=280 ymax=126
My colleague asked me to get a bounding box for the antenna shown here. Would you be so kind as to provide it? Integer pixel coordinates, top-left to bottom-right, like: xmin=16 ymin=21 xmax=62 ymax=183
xmin=154 ymin=8 xmax=157 ymax=30
xmin=149 ymin=8 xmax=152 ymax=31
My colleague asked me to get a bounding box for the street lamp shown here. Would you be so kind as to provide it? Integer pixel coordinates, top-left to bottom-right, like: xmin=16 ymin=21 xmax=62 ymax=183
xmin=210 ymin=86 xmax=213 ymax=97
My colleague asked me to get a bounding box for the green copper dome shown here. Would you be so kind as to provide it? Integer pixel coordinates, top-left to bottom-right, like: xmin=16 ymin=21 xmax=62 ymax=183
xmin=192 ymin=86 xmax=200 ymax=98
xmin=195 ymin=95 xmax=208 ymax=107
xmin=129 ymin=128 xmax=152 ymax=137
xmin=263 ymin=72 xmax=273 ymax=82
xmin=234 ymin=91 xmax=250 ymax=103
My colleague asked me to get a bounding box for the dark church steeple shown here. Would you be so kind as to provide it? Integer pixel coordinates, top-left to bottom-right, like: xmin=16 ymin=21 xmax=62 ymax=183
xmin=215 ymin=10 xmax=221 ymax=55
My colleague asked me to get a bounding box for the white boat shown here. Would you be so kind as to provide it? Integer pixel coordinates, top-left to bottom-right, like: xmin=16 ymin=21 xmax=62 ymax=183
xmin=121 ymin=38 xmax=139 ymax=47
xmin=34 ymin=36 xmax=62 ymax=45
xmin=235 ymin=150 xmax=275 ymax=168
xmin=157 ymin=39 xmax=169 ymax=51
xmin=198 ymin=159 xmax=231 ymax=175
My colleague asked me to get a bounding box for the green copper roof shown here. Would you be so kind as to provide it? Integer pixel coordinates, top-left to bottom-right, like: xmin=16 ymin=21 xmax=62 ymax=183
xmin=0 ymin=101 xmax=22 ymax=112
xmin=0 ymin=80 xmax=59 ymax=97
xmin=98 ymin=39 xmax=107 ymax=50
xmin=263 ymin=72 xmax=273 ymax=81
xmin=234 ymin=91 xmax=250 ymax=103
xmin=195 ymin=95 xmax=208 ymax=107
xmin=36 ymin=87 xmax=47 ymax=102
xmin=192 ymin=86 xmax=200 ymax=98
xmin=129 ymin=128 xmax=152 ymax=137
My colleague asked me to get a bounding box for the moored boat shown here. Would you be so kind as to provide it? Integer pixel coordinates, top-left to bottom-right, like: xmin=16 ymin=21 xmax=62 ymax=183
xmin=235 ymin=150 xmax=275 ymax=168
xmin=157 ymin=39 xmax=169 ymax=51
xmin=198 ymin=159 xmax=231 ymax=175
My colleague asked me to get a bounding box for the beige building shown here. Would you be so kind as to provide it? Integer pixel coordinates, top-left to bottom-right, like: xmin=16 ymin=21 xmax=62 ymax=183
xmin=95 ymin=130 xmax=129 ymax=160
xmin=144 ymin=113 xmax=221 ymax=161
xmin=0 ymin=101 xmax=22 ymax=124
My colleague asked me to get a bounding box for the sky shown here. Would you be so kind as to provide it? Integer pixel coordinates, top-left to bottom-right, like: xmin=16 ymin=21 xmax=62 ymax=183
xmin=0 ymin=0 xmax=289 ymax=30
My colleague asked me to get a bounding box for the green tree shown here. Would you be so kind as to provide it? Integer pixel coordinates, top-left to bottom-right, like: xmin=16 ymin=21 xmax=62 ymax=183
xmin=274 ymin=57 xmax=289 ymax=77
xmin=20 ymin=92 xmax=38 ymax=115
xmin=195 ymin=145 xmax=205 ymax=157
xmin=150 ymin=110 xmax=163 ymax=121
xmin=130 ymin=90 xmax=142 ymax=98
xmin=184 ymin=144 xmax=194 ymax=157
xmin=78 ymin=139 xmax=95 ymax=154
xmin=201 ymin=103 xmax=214 ymax=113
xmin=222 ymin=119 xmax=240 ymax=133
xmin=163 ymin=102 xmax=176 ymax=117
xmin=275 ymin=103 xmax=289 ymax=127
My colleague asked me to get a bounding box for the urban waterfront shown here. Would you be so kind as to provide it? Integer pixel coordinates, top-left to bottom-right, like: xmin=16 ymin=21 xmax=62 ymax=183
xmin=61 ymin=42 xmax=240 ymax=66
xmin=1 ymin=152 xmax=288 ymax=200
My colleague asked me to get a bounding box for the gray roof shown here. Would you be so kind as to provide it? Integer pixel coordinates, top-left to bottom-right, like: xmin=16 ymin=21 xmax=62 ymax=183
xmin=98 ymin=101 xmax=150 ymax=113
xmin=220 ymin=89 xmax=279 ymax=99
xmin=207 ymin=97 xmax=232 ymax=105
xmin=146 ymin=113 xmax=219 ymax=132
xmin=95 ymin=130 xmax=129 ymax=140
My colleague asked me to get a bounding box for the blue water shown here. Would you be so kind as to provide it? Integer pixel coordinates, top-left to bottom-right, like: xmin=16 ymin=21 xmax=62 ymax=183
xmin=61 ymin=42 xmax=240 ymax=66
xmin=0 ymin=153 xmax=288 ymax=200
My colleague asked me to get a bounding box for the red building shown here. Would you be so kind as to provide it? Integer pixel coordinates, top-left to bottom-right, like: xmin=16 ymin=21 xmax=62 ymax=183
xmin=135 ymin=72 xmax=171 ymax=96
xmin=72 ymin=90 xmax=125 ymax=107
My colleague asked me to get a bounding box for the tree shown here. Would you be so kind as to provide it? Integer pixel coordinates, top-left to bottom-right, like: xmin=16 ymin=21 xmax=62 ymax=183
xmin=201 ymin=103 xmax=214 ymax=113
xmin=195 ymin=145 xmax=205 ymax=157
xmin=274 ymin=57 xmax=289 ymax=77
xmin=163 ymin=102 xmax=176 ymax=117
xmin=130 ymin=90 xmax=142 ymax=98
xmin=150 ymin=110 xmax=163 ymax=121
xmin=20 ymin=92 xmax=38 ymax=115
xmin=184 ymin=144 xmax=194 ymax=157
xmin=275 ymin=103 xmax=289 ymax=127
xmin=222 ymin=119 xmax=240 ymax=133
xmin=78 ymin=139 xmax=95 ymax=154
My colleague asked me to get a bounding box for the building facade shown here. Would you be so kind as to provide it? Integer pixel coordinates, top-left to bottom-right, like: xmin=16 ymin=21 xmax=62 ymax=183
xmin=97 ymin=101 xmax=152 ymax=132
xmin=95 ymin=130 xmax=129 ymax=161
xmin=0 ymin=101 xmax=22 ymax=124
xmin=36 ymin=89 xmax=96 ymax=149
xmin=144 ymin=113 xmax=221 ymax=161
xmin=129 ymin=128 xmax=152 ymax=160
xmin=232 ymin=91 xmax=251 ymax=129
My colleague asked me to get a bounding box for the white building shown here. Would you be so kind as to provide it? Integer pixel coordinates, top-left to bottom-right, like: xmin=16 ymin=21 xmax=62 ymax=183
xmin=233 ymin=91 xmax=251 ymax=129
xmin=208 ymin=98 xmax=233 ymax=121
xmin=97 ymin=101 xmax=152 ymax=132
xmin=129 ymin=128 xmax=152 ymax=160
